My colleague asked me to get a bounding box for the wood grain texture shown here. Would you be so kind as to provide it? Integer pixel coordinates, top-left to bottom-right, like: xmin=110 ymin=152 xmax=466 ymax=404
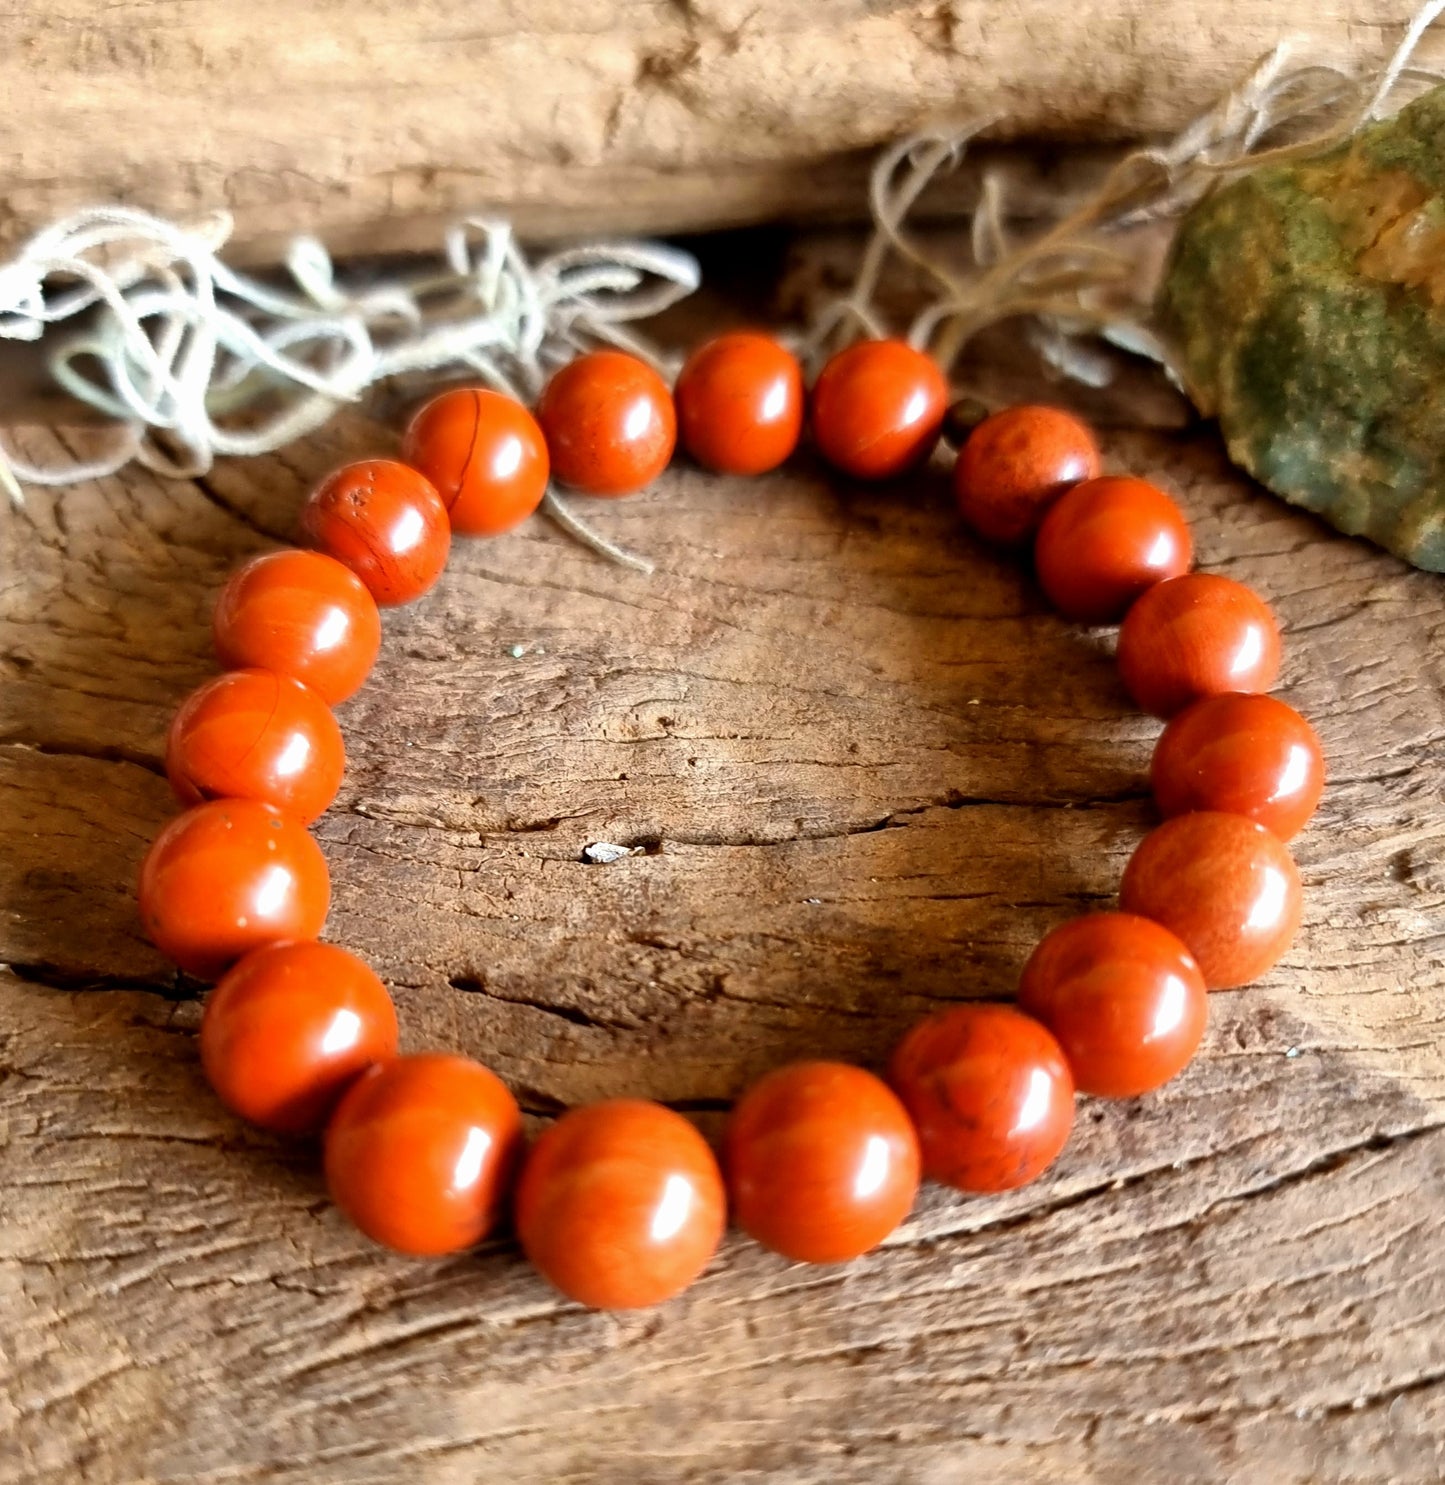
xmin=3 ymin=1 xmax=1444 ymax=253
xmin=3 ymin=322 xmax=1445 ymax=1480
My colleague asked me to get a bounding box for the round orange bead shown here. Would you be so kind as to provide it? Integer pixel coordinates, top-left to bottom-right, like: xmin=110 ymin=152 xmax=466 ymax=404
xmin=810 ymin=338 xmax=949 ymax=481
xmin=1017 ymin=914 xmax=1208 ymax=1098
xmin=402 ymin=387 xmax=550 ymax=536
xmin=299 ymin=459 xmax=451 ymax=605
xmin=165 ymin=668 xmax=345 ymax=825
xmin=888 ymin=1004 xmax=1074 ymax=1194
xmin=138 ymin=799 xmax=330 ymax=980
xmin=1117 ymin=573 xmax=1281 ymax=718
xmin=535 ymin=350 xmax=676 ymax=497
xmin=1034 ymin=475 xmax=1193 ymax=623
xmin=724 ymin=1061 xmax=919 ymax=1264
xmin=515 ymin=1099 xmax=726 ymax=1309
xmin=213 ymin=549 xmax=381 ymax=705
xmin=201 ymin=941 xmax=398 ymax=1134
xmin=324 ymin=1053 xmax=523 ymax=1256
xmin=954 ymin=405 xmax=1101 ymax=544
xmin=1119 ymin=812 xmax=1302 ymax=989
xmin=675 ymin=331 xmax=804 ymax=475
xmin=1151 ymin=692 xmax=1325 ymax=841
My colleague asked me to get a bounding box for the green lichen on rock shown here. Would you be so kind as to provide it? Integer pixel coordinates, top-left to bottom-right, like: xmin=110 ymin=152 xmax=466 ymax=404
xmin=1158 ymin=86 xmax=1445 ymax=572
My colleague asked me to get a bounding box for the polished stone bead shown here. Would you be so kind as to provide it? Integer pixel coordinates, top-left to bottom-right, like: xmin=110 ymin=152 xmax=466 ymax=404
xmin=536 ymin=350 xmax=676 ymax=496
xmin=725 ymin=1060 xmax=919 ymax=1263
xmin=137 ymin=799 xmax=330 ymax=980
xmin=676 ymin=332 xmax=804 ymax=476
xmin=889 ymin=1004 xmax=1074 ymax=1193
xmin=300 ymin=458 xmax=451 ymax=606
xmin=166 ymin=667 xmax=344 ymax=824
xmin=325 ymin=1053 xmax=523 ymax=1255
xmin=954 ymin=404 xmax=1101 ymax=544
xmin=213 ymin=549 xmax=381 ymax=704
xmin=515 ymin=1099 xmax=726 ymax=1309
xmin=1018 ymin=913 xmax=1208 ymax=1097
xmin=1117 ymin=573 xmax=1281 ymax=718
xmin=1120 ymin=811 xmax=1302 ymax=988
xmin=811 ymin=339 xmax=949 ymax=481
xmin=1151 ymin=691 xmax=1324 ymax=840
xmin=202 ymin=941 xmax=397 ymax=1134
xmin=403 ymin=387 xmax=550 ymax=536
xmin=1034 ymin=475 xmax=1193 ymax=622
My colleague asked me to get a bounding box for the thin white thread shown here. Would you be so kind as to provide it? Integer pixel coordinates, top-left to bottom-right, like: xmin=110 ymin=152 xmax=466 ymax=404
xmin=541 ymin=488 xmax=656 ymax=576
xmin=0 ymin=209 xmax=698 ymax=566
xmin=812 ymin=1 xmax=1445 ymax=391
xmin=1365 ymin=0 xmax=1445 ymax=119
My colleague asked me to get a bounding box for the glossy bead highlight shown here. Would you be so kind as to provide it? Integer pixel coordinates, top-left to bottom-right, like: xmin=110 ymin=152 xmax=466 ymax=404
xmin=724 ymin=1061 xmax=919 ymax=1263
xmin=536 ymin=350 xmax=676 ymax=496
xmin=1017 ymin=913 xmax=1208 ymax=1097
xmin=138 ymin=799 xmax=331 ymax=980
xmin=1117 ymin=573 xmax=1281 ymax=718
xmin=213 ymin=549 xmax=382 ymax=704
xmin=300 ymin=458 xmax=451 ymax=605
xmin=515 ymin=1099 xmax=726 ymax=1309
xmin=166 ymin=668 xmax=345 ymax=824
xmin=201 ymin=941 xmax=398 ymax=1134
xmin=402 ymin=387 xmax=550 ymax=536
xmin=889 ymin=1004 xmax=1074 ymax=1193
xmin=325 ymin=1053 xmax=524 ymax=1255
xmin=675 ymin=332 xmax=804 ymax=475
xmin=1151 ymin=692 xmax=1325 ymax=841
xmin=954 ymin=405 xmax=1101 ymax=544
xmin=1120 ymin=812 xmax=1303 ymax=989
xmin=810 ymin=339 xmax=949 ymax=481
xmin=1034 ymin=475 xmax=1193 ymax=622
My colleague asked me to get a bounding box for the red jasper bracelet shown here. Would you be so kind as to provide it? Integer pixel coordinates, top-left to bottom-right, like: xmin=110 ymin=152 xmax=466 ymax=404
xmin=136 ymin=331 xmax=1323 ymax=1311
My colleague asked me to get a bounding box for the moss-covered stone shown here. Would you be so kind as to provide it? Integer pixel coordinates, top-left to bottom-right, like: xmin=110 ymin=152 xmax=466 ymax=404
xmin=1158 ymin=86 xmax=1445 ymax=571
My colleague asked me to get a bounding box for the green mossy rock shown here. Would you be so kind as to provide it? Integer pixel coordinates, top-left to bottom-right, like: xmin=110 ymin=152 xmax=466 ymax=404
xmin=1158 ymin=87 xmax=1445 ymax=572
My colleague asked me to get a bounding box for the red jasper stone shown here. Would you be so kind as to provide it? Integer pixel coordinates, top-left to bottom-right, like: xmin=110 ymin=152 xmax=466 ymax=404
xmin=1119 ymin=811 xmax=1302 ymax=989
xmin=138 ymin=799 xmax=331 ymax=980
xmin=515 ymin=1099 xmax=726 ymax=1309
xmin=810 ymin=339 xmax=949 ymax=481
xmin=1017 ymin=913 xmax=1208 ymax=1097
xmin=166 ymin=668 xmax=345 ymax=824
xmin=1034 ymin=475 xmax=1193 ymax=622
xmin=888 ymin=1004 xmax=1075 ymax=1193
xmin=535 ymin=350 xmax=676 ymax=497
xmin=954 ymin=405 xmax=1101 ymax=544
xmin=402 ymin=387 xmax=550 ymax=536
xmin=724 ymin=1061 xmax=920 ymax=1263
xmin=201 ymin=941 xmax=398 ymax=1134
xmin=299 ymin=459 xmax=451 ymax=606
xmin=1117 ymin=573 xmax=1281 ymax=718
xmin=213 ymin=549 xmax=382 ymax=705
xmin=675 ymin=331 xmax=804 ymax=475
xmin=324 ymin=1053 xmax=524 ymax=1256
xmin=1151 ymin=692 xmax=1325 ymax=841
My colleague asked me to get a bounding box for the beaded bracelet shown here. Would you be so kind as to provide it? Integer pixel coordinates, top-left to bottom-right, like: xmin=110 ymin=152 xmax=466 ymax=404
xmin=136 ymin=331 xmax=1322 ymax=1310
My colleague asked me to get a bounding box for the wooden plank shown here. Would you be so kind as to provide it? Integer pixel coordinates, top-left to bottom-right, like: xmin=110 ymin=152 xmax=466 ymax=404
xmin=2 ymin=2 xmax=1442 ymax=252
xmin=3 ymin=327 xmax=1445 ymax=1477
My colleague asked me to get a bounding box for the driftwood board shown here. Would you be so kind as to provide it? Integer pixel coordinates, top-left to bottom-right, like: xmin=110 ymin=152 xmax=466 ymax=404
xmin=6 ymin=1 xmax=1445 ymax=253
xmin=3 ymin=306 xmax=1445 ymax=1481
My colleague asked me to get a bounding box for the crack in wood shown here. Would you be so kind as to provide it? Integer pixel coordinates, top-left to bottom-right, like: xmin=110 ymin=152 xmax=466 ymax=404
xmin=905 ymin=1117 xmax=1445 ymax=1255
xmin=6 ymin=960 xmax=195 ymax=998
xmin=0 ymin=736 xmax=167 ymax=779
xmin=189 ymin=470 xmax=292 ymax=545
xmin=446 ymin=972 xmax=634 ymax=1032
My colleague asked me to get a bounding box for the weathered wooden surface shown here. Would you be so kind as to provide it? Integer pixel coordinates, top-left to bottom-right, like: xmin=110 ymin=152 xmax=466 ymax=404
xmin=4 ymin=321 xmax=1445 ymax=1481
xmin=4 ymin=1 xmax=1444 ymax=253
